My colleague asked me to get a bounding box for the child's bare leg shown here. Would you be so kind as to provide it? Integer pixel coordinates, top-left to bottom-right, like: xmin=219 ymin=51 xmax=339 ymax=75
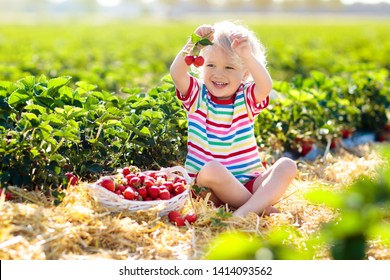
xmin=233 ymin=157 xmax=297 ymax=217
xmin=196 ymin=161 xmax=252 ymax=209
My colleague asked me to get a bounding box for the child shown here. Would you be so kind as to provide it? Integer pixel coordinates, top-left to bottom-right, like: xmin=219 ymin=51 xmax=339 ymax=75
xmin=170 ymin=21 xmax=297 ymax=217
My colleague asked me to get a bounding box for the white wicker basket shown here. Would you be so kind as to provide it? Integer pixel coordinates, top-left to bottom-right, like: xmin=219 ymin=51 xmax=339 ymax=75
xmin=85 ymin=166 xmax=192 ymax=216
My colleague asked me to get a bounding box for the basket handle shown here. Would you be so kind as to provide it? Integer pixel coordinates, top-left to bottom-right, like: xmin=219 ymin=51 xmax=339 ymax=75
xmin=160 ymin=166 xmax=193 ymax=185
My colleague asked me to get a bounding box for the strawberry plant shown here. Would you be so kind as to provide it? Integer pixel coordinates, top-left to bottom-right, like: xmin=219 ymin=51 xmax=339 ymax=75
xmin=0 ymin=75 xmax=187 ymax=192
xmin=256 ymin=68 xmax=389 ymax=159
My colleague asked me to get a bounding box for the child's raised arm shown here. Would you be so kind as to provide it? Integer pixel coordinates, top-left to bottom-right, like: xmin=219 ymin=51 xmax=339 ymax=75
xmin=230 ymin=32 xmax=273 ymax=104
xmin=169 ymin=41 xmax=193 ymax=96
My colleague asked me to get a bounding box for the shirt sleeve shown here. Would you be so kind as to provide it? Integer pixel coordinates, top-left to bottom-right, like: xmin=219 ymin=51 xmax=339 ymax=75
xmin=245 ymin=83 xmax=270 ymax=120
xmin=175 ymin=76 xmax=201 ymax=112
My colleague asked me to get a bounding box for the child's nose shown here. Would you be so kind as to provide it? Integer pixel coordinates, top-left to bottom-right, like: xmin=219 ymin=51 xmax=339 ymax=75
xmin=212 ymin=67 xmax=225 ymax=76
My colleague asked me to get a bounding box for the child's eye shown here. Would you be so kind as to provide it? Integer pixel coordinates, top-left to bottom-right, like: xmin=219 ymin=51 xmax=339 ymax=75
xmin=226 ymin=66 xmax=235 ymax=70
xmin=206 ymin=64 xmax=215 ymax=67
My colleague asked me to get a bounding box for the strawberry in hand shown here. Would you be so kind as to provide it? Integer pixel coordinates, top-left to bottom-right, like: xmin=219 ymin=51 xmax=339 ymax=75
xmin=183 ymin=31 xmax=213 ymax=68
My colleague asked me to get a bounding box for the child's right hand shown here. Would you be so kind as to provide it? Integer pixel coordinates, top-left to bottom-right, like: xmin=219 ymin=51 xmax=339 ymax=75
xmin=194 ymin=25 xmax=214 ymax=42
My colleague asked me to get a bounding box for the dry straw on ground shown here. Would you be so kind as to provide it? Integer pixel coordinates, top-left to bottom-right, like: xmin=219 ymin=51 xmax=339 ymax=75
xmin=0 ymin=144 xmax=388 ymax=260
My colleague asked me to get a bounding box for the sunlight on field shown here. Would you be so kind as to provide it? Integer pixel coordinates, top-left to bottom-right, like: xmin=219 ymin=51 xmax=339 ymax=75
xmin=0 ymin=13 xmax=389 ymax=261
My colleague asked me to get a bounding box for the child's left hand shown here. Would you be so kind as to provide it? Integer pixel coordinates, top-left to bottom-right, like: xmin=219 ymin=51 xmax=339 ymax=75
xmin=230 ymin=32 xmax=252 ymax=60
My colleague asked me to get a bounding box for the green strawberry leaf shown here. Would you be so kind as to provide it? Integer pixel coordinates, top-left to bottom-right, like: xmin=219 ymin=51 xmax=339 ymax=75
xmin=191 ymin=33 xmax=202 ymax=44
xmin=198 ymin=38 xmax=213 ymax=46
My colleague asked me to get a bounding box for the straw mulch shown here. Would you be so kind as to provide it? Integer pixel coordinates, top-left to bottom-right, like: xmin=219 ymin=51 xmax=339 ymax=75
xmin=0 ymin=143 xmax=388 ymax=260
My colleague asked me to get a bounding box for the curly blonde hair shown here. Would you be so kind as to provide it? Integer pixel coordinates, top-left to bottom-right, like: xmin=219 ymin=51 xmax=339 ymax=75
xmin=197 ymin=21 xmax=267 ymax=81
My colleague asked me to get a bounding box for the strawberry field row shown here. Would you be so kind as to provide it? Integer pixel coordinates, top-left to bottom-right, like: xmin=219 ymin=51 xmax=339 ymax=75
xmin=0 ymin=20 xmax=389 ymax=192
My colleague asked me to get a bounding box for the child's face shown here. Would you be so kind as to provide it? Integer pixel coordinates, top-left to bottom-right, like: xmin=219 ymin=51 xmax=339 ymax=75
xmin=202 ymin=46 xmax=247 ymax=100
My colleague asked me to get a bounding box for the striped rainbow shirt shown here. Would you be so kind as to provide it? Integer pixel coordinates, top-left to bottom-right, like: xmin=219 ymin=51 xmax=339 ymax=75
xmin=176 ymin=77 xmax=269 ymax=184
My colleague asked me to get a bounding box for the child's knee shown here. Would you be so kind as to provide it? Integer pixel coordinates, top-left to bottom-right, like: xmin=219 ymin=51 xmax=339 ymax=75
xmin=277 ymin=157 xmax=297 ymax=179
xmin=197 ymin=160 xmax=225 ymax=186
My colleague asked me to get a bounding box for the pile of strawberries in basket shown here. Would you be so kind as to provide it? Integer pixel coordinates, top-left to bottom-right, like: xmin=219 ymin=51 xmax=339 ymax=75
xmin=93 ymin=166 xmax=197 ymax=226
xmin=96 ymin=166 xmax=188 ymax=202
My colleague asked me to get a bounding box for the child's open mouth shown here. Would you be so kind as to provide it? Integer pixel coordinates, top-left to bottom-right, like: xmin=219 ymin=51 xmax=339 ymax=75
xmin=212 ymin=81 xmax=228 ymax=88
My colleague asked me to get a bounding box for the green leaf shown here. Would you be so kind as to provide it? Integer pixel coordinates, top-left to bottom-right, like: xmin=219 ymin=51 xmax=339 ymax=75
xmin=18 ymin=76 xmax=36 ymax=90
xmin=59 ymin=85 xmax=75 ymax=99
xmin=84 ymin=95 xmax=99 ymax=109
xmin=66 ymin=107 xmax=86 ymax=120
xmin=139 ymin=126 xmax=151 ymax=136
xmin=106 ymin=106 xmax=123 ymax=116
xmin=45 ymin=114 xmax=66 ymax=126
xmin=0 ymin=81 xmax=12 ymax=90
xmin=48 ymin=76 xmax=71 ymax=89
xmin=8 ymin=91 xmax=31 ymax=107
xmin=191 ymin=33 xmax=202 ymax=44
xmin=198 ymin=38 xmax=213 ymax=46
xmin=76 ymin=81 xmax=98 ymax=92
xmin=87 ymin=163 xmax=103 ymax=174
xmin=22 ymin=112 xmax=39 ymax=122
xmin=25 ymin=104 xmax=47 ymax=114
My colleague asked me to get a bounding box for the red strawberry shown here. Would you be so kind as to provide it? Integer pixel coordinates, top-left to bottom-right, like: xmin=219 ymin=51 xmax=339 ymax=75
xmin=300 ymin=139 xmax=314 ymax=157
xmin=129 ymin=176 xmax=141 ymax=188
xmin=65 ymin=172 xmax=78 ymax=185
xmin=125 ymin=174 xmax=136 ymax=185
xmin=115 ymin=184 xmax=127 ymax=195
xmin=193 ymin=56 xmax=204 ymax=67
xmin=174 ymin=177 xmax=186 ymax=184
xmin=341 ymin=128 xmax=353 ymax=139
xmin=378 ymin=133 xmax=385 ymax=142
xmin=122 ymin=167 xmax=131 ymax=177
xmin=163 ymin=181 xmax=174 ymax=193
xmin=159 ymin=189 xmax=171 ymax=200
xmin=98 ymin=178 xmax=115 ymax=192
xmin=145 ymin=171 xmax=157 ymax=179
xmin=137 ymin=173 xmax=147 ymax=184
xmin=143 ymin=177 xmax=156 ymax=188
xmin=0 ymin=189 xmax=12 ymax=200
xmin=330 ymin=138 xmax=338 ymax=149
xmin=184 ymin=55 xmax=194 ymax=66
xmin=174 ymin=182 xmax=186 ymax=195
xmin=184 ymin=213 xmax=197 ymax=224
xmin=174 ymin=216 xmax=186 ymax=227
xmin=137 ymin=186 xmax=148 ymax=199
xmin=148 ymin=185 xmax=160 ymax=199
xmin=168 ymin=211 xmax=182 ymax=222
xmin=123 ymin=187 xmax=135 ymax=200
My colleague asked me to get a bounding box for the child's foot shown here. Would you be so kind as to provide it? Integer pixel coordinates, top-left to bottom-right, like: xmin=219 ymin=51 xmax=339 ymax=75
xmin=262 ymin=206 xmax=280 ymax=216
